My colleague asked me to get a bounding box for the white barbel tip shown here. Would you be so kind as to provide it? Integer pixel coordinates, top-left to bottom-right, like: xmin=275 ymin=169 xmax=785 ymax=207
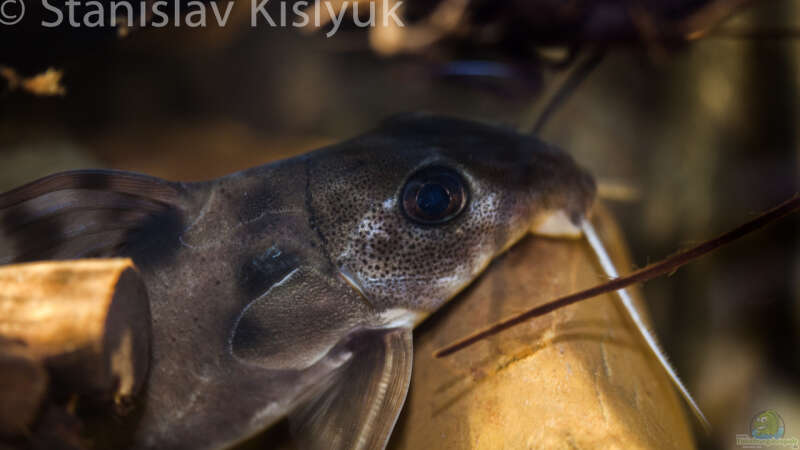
xmin=580 ymin=219 xmax=712 ymax=434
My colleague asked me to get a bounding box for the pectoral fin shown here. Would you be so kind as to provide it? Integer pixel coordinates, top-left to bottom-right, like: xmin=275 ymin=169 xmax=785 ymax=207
xmin=289 ymin=327 xmax=413 ymax=450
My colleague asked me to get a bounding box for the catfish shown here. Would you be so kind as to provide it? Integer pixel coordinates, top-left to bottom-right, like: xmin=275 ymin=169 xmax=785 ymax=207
xmin=0 ymin=114 xmax=700 ymax=449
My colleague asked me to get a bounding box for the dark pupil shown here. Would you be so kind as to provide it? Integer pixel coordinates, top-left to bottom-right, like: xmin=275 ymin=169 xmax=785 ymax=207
xmin=416 ymin=183 xmax=450 ymax=218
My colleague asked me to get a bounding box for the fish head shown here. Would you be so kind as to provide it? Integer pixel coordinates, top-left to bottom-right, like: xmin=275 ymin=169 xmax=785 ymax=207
xmin=307 ymin=114 xmax=596 ymax=317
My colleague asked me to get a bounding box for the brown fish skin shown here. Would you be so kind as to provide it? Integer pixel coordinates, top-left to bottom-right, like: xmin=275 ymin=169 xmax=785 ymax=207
xmin=0 ymin=114 xmax=595 ymax=449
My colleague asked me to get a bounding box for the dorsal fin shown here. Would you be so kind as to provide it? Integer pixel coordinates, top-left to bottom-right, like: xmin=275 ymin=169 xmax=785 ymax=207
xmin=0 ymin=170 xmax=185 ymax=265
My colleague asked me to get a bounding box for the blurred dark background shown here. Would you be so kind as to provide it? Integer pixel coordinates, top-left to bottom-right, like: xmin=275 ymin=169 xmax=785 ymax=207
xmin=1 ymin=0 xmax=798 ymax=448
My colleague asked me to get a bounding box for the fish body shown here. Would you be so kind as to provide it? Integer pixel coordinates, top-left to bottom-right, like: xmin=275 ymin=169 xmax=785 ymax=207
xmin=0 ymin=114 xmax=595 ymax=449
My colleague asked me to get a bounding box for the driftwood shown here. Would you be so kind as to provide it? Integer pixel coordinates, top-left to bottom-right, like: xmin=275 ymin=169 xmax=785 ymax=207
xmin=0 ymin=342 xmax=48 ymax=437
xmin=0 ymin=258 xmax=151 ymax=440
xmin=389 ymin=205 xmax=695 ymax=449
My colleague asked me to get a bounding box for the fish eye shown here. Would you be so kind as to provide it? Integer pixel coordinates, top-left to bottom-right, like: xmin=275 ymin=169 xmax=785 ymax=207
xmin=401 ymin=166 xmax=468 ymax=224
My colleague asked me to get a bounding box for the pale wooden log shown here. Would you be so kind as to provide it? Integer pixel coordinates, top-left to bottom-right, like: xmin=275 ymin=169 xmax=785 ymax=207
xmin=389 ymin=205 xmax=695 ymax=449
xmin=0 ymin=259 xmax=151 ymax=404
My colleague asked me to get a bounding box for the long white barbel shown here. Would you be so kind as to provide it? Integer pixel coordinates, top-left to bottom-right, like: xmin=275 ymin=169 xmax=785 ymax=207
xmin=581 ymin=219 xmax=711 ymax=432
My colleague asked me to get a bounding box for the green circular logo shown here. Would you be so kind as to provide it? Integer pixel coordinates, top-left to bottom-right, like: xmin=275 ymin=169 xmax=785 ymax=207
xmin=750 ymin=410 xmax=785 ymax=439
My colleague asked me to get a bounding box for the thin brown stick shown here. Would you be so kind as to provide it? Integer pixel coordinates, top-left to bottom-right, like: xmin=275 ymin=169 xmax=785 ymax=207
xmin=527 ymin=48 xmax=605 ymax=135
xmin=435 ymin=194 xmax=800 ymax=358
